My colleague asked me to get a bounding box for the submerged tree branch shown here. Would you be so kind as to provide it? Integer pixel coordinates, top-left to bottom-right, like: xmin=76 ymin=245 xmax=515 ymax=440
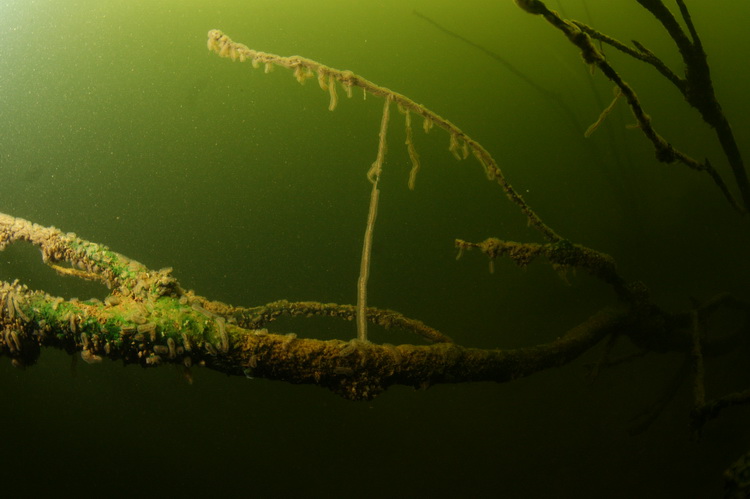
xmin=454 ymin=237 xmax=640 ymax=304
xmin=516 ymin=0 xmax=750 ymax=212
xmin=515 ymin=0 xmax=748 ymax=213
xmin=635 ymin=0 xmax=750 ymax=212
xmin=2 ymin=212 xmax=744 ymax=403
xmin=0 ymin=212 xmax=633 ymax=400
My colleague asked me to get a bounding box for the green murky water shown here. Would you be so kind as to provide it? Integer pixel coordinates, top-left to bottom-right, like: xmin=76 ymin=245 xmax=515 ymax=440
xmin=1 ymin=1 xmax=749 ymax=496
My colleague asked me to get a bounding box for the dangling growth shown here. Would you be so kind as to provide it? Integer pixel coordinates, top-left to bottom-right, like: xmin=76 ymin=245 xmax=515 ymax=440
xmin=206 ymin=29 xmax=561 ymax=341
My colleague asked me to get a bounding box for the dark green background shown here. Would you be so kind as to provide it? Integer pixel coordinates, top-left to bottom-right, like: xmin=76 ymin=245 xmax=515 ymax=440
xmin=1 ymin=0 xmax=749 ymax=496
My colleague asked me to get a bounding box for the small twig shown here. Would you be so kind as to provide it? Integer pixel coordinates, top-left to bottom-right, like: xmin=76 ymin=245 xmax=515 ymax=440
xmin=585 ymin=332 xmax=619 ymax=380
xmin=455 ymin=237 xmax=641 ymax=304
xmin=414 ymin=10 xmax=590 ymax=138
xmin=628 ymin=357 xmax=691 ymax=435
xmin=572 ymin=21 xmax=685 ymax=91
xmin=689 ymin=310 xmax=706 ymax=409
xmin=232 ymin=299 xmax=454 ymax=345
xmin=692 ymin=389 xmax=750 ymax=429
xmin=676 ymin=0 xmax=703 ymax=51
xmin=584 ymin=86 xmax=622 ymax=138
xmin=586 ymin=349 xmax=649 ymax=376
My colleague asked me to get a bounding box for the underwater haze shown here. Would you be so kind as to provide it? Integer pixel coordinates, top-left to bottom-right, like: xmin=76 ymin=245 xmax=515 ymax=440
xmin=1 ymin=0 xmax=750 ymax=497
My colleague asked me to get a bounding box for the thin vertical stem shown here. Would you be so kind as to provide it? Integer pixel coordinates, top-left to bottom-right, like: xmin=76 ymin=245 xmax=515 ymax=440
xmin=357 ymin=97 xmax=391 ymax=342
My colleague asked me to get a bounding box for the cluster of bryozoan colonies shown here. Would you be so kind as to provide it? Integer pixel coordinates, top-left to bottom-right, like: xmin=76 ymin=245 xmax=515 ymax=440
xmin=69 ymin=297 xmax=228 ymax=384
xmin=4 ymin=219 xmax=68 ymax=268
xmin=0 ymin=280 xmax=28 ymax=362
xmin=77 ymin=324 xmax=183 ymax=367
xmin=115 ymin=265 xmax=179 ymax=301
xmin=207 ymin=29 xmax=245 ymax=61
xmin=0 ymin=279 xmax=30 ymax=324
xmin=0 ymin=280 xmax=55 ymax=367
xmin=2 ymin=287 xmax=229 ymax=376
xmin=183 ymin=296 xmax=230 ymax=354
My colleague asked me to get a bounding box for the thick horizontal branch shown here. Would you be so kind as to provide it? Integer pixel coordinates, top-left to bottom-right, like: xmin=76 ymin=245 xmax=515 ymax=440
xmin=0 ymin=212 xmax=635 ymax=400
xmin=0 ymin=274 xmax=627 ymax=400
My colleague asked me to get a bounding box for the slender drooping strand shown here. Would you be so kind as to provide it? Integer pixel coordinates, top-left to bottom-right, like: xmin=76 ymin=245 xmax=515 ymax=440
xmin=357 ymin=97 xmax=391 ymax=342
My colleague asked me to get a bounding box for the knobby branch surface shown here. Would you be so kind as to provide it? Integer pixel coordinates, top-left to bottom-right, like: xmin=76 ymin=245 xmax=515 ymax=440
xmin=454 ymin=237 xmax=637 ymax=303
